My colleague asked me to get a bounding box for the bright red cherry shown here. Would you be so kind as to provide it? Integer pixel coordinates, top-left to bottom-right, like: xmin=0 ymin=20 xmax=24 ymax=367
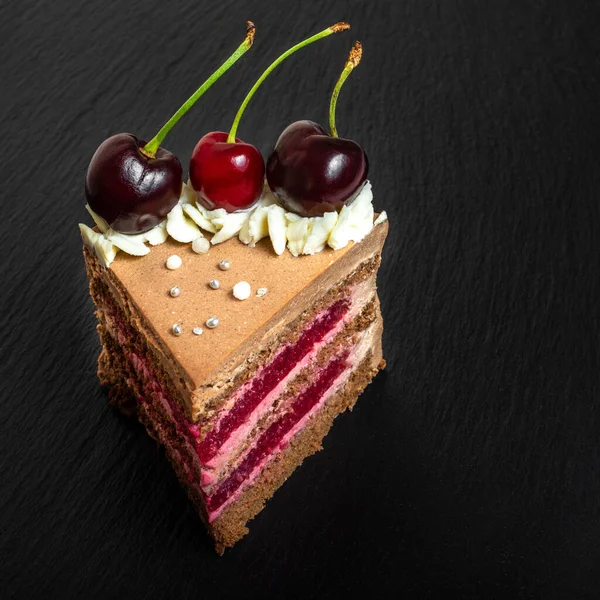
xmin=190 ymin=22 xmax=350 ymax=213
xmin=84 ymin=22 xmax=255 ymax=233
xmin=267 ymin=42 xmax=366 ymax=218
xmin=189 ymin=132 xmax=264 ymax=212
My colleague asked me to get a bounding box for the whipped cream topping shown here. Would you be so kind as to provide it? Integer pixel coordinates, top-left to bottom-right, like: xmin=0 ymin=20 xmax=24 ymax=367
xmin=79 ymin=180 xmax=380 ymax=267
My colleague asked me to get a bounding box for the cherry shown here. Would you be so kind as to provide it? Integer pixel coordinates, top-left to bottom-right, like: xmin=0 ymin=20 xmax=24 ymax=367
xmin=190 ymin=22 xmax=350 ymax=213
xmin=266 ymin=42 xmax=367 ymax=218
xmin=266 ymin=120 xmax=368 ymax=217
xmin=85 ymin=22 xmax=255 ymax=234
xmin=86 ymin=133 xmax=183 ymax=233
xmin=188 ymin=132 xmax=264 ymax=212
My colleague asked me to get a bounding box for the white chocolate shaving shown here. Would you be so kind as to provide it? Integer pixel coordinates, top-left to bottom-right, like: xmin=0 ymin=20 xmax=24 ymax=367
xmin=211 ymin=210 xmax=249 ymax=245
xmin=286 ymin=217 xmax=309 ymax=257
xmin=239 ymin=194 xmax=275 ymax=246
xmin=303 ymin=211 xmax=338 ymax=255
xmin=144 ymin=221 xmax=168 ymax=246
xmin=79 ymin=223 xmax=117 ymax=268
xmin=267 ymin=205 xmax=287 ymax=255
xmin=328 ymin=182 xmax=374 ymax=250
xmin=85 ymin=205 xmax=110 ymax=233
xmin=373 ymin=210 xmax=388 ymax=226
xmin=105 ymin=230 xmax=150 ymax=256
xmin=166 ymin=203 xmax=201 ymax=243
xmin=80 ymin=181 xmax=382 ymax=268
xmin=183 ymin=203 xmax=217 ymax=233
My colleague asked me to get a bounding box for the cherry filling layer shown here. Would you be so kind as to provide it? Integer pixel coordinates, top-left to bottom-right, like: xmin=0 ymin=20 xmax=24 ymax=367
xmin=100 ymin=293 xmax=358 ymax=517
xmin=196 ymin=297 xmax=351 ymax=463
xmin=205 ymin=350 xmax=351 ymax=513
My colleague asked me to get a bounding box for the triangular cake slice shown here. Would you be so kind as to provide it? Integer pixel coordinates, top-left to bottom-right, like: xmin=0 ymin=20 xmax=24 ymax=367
xmin=84 ymin=220 xmax=388 ymax=553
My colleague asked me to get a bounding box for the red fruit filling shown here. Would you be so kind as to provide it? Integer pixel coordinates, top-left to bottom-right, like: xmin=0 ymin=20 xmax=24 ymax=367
xmin=205 ymin=350 xmax=350 ymax=513
xmin=196 ymin=297 xmax=350 ymax=463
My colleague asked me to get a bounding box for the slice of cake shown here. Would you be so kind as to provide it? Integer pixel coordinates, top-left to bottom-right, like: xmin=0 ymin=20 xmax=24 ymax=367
xmin=79 ymin=23 xmax=389 ymax=552
xmin=83 ymin=216 xmax=387 ymax=553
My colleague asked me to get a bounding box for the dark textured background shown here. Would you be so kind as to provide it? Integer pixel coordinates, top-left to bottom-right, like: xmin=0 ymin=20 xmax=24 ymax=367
xmin=1 ymin=0 xmax=599 ymax=598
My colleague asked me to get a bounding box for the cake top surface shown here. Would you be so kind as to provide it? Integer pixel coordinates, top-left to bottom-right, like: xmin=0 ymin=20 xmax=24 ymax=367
xmin=108 ymin=231 xmax=369 ymax=387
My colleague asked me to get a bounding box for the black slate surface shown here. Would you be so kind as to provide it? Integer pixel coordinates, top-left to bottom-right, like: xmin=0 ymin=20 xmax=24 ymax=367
xmin=2 ymin=1 xmax=599 ymax=598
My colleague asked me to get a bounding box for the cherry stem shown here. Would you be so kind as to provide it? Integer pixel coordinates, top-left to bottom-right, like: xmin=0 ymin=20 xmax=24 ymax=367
xmin=227 ymin=22 xmax=350 ymax=143
xmin=142 ymin=22 xmax=256 ymax=158
xmin=329 ymin=41 xmax=362 ymax=137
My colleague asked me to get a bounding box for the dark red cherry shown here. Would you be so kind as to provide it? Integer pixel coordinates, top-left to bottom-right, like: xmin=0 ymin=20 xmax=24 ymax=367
xmin=189 ymin=132 xmax=265 ymax=212
xmin=266 ymin=120 xmax=368 ymax=218
xmin=85 ymin=133 xmax=182 ymax=234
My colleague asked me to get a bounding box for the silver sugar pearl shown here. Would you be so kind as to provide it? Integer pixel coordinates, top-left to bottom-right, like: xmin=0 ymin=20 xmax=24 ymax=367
xmin=206 ymin=316 xmax=219 ymax=329
xmin=192 ymin=327 xmax=204 ymax=336
xmin=171 ymin=323 xmax=182 ymax=336
xmin=218 ymin=259 xmax=231 ymax=271
xmin=170 ymin=285 xmax=181 ymax=297
xmin=256 ymin=287 xmax=268 ymax=297
xmin=209 ymin=279 xmax=220 ymax=290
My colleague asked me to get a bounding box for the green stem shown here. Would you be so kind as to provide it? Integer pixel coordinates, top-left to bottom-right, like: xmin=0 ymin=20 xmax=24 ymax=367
xmin=329 ymin=41 xmax=362 ymax=137
xmin=227 ymin=21 xmax=350 ymax=143
xmin=142 ymin=22 xmax=256 ymax=158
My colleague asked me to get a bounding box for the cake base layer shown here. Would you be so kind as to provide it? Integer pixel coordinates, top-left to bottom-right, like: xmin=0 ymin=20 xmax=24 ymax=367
xmin=98 ymin=316 xmax=384 ymax=553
